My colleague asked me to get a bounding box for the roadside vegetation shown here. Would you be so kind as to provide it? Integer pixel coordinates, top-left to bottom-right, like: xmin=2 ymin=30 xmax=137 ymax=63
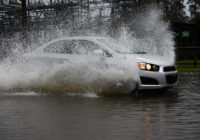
xmin=176 ymin=59 xmax=200 ymax=72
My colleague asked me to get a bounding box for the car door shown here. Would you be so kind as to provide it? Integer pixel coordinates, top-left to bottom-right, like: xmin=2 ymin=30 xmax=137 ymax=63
xmin=25 ymin=39 xmax=75 ymax=66
xmin=27 ymin=39 xmax=112 ymax=67
xmin=72 ymin=39 xmax=113 ymax=67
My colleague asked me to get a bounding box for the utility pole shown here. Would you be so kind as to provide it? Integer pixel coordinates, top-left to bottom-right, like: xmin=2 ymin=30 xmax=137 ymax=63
xmin=21 ymin=0 xmax=27 ymax=49
xmin=22 ymin=0 xmax=27 ymax=27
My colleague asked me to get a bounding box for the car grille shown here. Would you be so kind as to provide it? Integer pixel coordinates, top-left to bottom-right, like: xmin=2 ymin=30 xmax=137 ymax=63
xmin=164 ymin=66 xmax=176 ymax=72
xmin=165 ymin=73 xmax=178 ymax=84
xmin=140 ymin=76 xmax=159 ymax=85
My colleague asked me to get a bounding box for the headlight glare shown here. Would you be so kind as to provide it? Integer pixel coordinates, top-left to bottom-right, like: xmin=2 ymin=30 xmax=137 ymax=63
xmin=146 ymin=64 xmax=151 ymax=70
xmin=138 ymin=62 xmax=159 ymax=71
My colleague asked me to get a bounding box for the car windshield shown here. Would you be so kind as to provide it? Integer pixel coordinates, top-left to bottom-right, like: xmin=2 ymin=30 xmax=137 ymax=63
xmin=98 ymin=38 xmax=147 ymax=54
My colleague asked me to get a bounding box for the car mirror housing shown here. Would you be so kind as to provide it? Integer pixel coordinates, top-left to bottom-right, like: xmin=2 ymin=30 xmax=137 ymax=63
xmin=94 ymin=49 xmax=104 ymax=56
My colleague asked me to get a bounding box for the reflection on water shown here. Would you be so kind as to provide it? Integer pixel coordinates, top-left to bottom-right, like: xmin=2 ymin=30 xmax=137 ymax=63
xmin=0 ymin=73 xmax=200 ymax=140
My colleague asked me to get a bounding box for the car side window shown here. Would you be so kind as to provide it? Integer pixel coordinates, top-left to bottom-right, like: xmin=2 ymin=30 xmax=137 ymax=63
xmin=76 ymin=40 xmax=112 ymax=57
xmin=43 ymin=39 xmax=112 ymax=57
xmin=44 ymin=40 xmax=75 ymax=54
xmin=76 ymin=40 xmax=100 ymax=54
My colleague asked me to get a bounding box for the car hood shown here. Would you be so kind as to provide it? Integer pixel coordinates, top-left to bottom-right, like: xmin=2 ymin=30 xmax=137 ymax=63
xmin=122 ymin=54 xmax=174 ymax=66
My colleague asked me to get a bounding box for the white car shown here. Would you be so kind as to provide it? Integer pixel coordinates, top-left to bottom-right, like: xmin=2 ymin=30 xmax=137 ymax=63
xmin=25 ymin=36 xmax=178 ymax=93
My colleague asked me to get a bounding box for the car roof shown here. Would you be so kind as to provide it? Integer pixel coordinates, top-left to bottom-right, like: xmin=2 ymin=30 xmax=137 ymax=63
xmin=53 ymin=36 xmax=107 ymax=41
xmin=30 ymin=36 xmax=116 ymax=54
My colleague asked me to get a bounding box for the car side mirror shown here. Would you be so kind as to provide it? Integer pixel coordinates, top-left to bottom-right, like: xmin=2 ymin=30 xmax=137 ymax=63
xmin=94 ymin=49 xmax=104 ymax=56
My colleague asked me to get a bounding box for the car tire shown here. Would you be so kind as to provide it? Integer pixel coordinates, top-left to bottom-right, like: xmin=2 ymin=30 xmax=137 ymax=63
xmin=131 ymin=83 xmax=138 ymax=95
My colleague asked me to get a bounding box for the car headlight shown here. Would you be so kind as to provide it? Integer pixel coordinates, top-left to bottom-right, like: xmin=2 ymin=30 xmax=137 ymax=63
xmin=138 ymin=62 xmax=159 ymax=71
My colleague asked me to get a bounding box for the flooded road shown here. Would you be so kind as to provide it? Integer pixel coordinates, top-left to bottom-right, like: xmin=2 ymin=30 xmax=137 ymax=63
xmin=0 ymin=73 xmax=200 ymax=140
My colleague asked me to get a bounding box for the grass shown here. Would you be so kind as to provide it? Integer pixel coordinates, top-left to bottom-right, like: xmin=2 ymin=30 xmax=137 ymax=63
xmin=176 ymin=65 xmax=200 ymax=72
xmin=176 ymin=59 xmax=200 ymax=64
xmin=176 ymin=59 xmax=200 ymax=72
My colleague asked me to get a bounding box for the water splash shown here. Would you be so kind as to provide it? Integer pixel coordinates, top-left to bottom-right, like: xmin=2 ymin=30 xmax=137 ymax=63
xmin=0 ymin=49 xmax=138 ymax=95
xmin=129 ymin=7 xmax=175 ymax=63
xmin=65 ymin=92 xmax=99 ymax=98
xmin=0 ymin=6 xmax=175 ymax=95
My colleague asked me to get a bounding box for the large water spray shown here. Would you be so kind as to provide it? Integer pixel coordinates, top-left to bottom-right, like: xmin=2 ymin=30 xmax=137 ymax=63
xmin=0 ymin=7 xmax=175 ymax=95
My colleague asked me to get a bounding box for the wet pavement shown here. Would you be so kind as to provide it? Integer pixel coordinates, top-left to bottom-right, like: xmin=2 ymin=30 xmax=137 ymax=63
xmin=0 ymin=73 xmax=200 ymax=140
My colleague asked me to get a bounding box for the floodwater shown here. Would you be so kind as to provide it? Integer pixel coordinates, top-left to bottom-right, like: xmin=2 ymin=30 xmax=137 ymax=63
xmin=0 ymin=73 xmax=199 ymax=140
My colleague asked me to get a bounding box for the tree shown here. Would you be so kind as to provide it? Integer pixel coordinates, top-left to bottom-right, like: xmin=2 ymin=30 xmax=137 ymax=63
xmin=109 ymin=0 xmax=186 ymax=24
xmin=188 ymin=0 xmax=200 ymax=17
xmin=191 ymin=12 xmax=200 ymax=29
xmin=159 ymin=0 xmax=186 ymax=22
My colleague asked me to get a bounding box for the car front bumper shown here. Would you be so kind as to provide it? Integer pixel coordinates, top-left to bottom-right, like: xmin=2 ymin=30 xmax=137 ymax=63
xmin=138 ymin=66 xmax=178 ymax=90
